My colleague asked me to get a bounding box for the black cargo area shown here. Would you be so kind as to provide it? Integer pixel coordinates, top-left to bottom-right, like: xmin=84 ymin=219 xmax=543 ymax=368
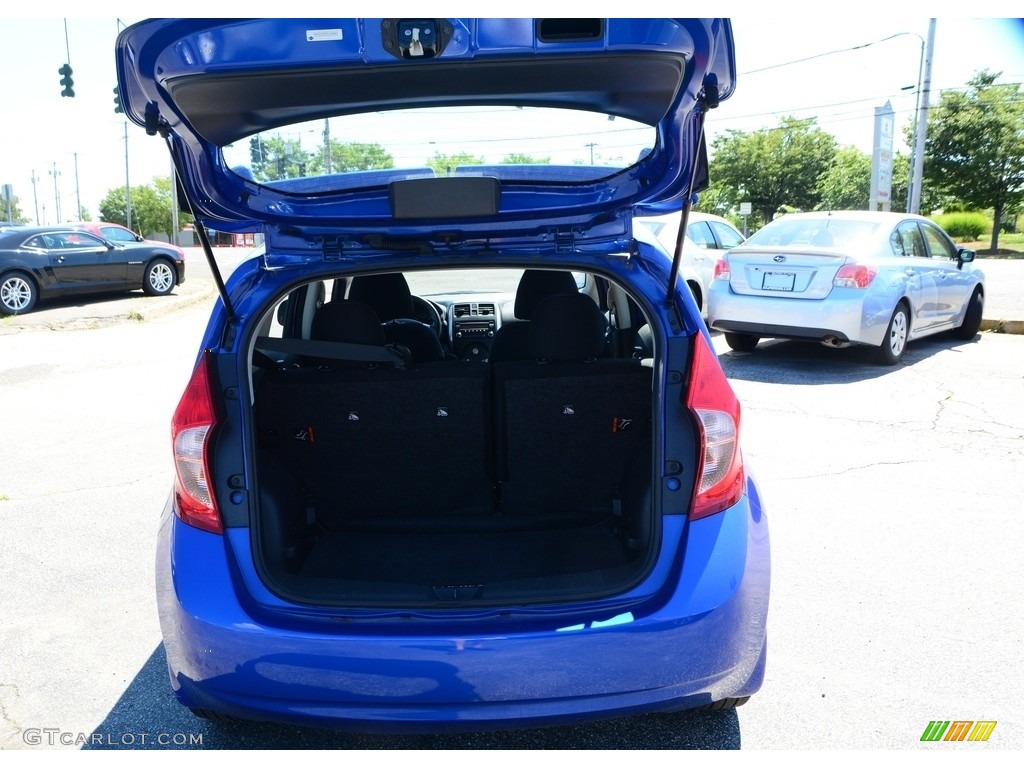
xmin=248 ymin=293 xmax=657 ymax=605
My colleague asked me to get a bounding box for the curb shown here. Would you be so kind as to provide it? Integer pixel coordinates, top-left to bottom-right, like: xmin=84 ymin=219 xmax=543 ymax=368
xmin=981 ymin=319 xmax=1024 ymax=335
xmin=0 ymin=283 xmax=216 ymax=334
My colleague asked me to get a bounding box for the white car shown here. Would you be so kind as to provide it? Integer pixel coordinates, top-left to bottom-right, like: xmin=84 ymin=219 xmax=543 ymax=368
xmin=707 ymin=210 xmax=985 ymax=365
xmin=635 ymin=211 xmax=745 ymax=313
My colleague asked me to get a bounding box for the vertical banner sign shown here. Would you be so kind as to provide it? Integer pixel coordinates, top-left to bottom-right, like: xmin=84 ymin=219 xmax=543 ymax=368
xmin=870 ymin=102 xmax=895 ymax=212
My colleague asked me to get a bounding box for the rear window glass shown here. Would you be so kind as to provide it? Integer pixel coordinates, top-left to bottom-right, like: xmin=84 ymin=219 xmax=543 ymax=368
xmin=220 ymin=106 xmax=656 ymax=193
xmin=745 ymin=218 xmax=882 ymax=251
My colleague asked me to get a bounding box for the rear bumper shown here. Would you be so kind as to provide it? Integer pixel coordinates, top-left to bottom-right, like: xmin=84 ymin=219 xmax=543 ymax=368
xmin=155 ymin=485 xmax=769 ymax=732
xmin=708 ymin=285 xmax=892 ymax=346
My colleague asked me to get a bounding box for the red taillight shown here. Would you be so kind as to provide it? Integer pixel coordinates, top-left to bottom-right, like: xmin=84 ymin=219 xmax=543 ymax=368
xmin=833 ymin=264 xmax=877 ymax=289
xmin=171 ymin=353 xmax=222 ymax=534
xmin=686 ymin=332 xmax=744 ymax=520
xmin=713 ymin=258 xmax=731 ymax=281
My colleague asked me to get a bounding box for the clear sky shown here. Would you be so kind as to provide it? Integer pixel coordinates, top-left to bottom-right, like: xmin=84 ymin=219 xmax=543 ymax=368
xmin=1 ymin=7 xmax=1022 ymax=226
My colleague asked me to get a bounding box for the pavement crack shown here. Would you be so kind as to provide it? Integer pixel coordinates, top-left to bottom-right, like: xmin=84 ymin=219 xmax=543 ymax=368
xmin=780 ymin=459 xmax=926 ymax=481
xmin=0 ymin=682 xmax=23 ymax=748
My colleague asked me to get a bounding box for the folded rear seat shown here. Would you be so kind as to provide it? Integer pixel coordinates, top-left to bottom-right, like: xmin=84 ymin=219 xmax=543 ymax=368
xmin=253 ymin=301 xmax=492 ymax=527
xmin=493 ymin=293 xmax=652 ymax=518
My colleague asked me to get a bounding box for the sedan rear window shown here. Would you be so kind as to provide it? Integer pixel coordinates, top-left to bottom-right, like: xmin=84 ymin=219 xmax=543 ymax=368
xmin=745 ymin=218 xmax=882 ymax=251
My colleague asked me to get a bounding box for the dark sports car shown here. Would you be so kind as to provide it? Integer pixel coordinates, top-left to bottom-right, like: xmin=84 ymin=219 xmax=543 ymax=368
xmin=0 ymin=225 xmax=185 ymax=315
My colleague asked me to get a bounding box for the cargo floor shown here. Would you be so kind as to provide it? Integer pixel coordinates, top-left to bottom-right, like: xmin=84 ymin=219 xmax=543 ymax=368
xmin=297 ymin=519 xmax=636 ymax=595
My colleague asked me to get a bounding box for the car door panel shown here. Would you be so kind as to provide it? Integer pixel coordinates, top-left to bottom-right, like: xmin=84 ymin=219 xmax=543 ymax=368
xmin=46 ymin=233 xmax=128 ymax=291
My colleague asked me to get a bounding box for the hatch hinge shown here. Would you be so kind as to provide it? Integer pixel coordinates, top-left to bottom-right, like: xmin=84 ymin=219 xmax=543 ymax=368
xmin=322 ymin=236 xmax=343 ymax=262
xmin=144 ymin=101 xmax=170 ymax=138
xmin=554 ymin=229 xmax=575 ymax=253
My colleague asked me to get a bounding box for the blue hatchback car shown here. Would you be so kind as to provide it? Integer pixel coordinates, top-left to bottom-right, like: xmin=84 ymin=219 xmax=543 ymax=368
xmin=118 ymin=18 xmax=769 ymax=732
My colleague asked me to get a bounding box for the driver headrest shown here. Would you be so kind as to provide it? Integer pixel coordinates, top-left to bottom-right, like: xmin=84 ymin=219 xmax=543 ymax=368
xmin=311 ymin=301 xmax=386 ymax=346
xmin=347 ymin=273 xmax=414 ymax=322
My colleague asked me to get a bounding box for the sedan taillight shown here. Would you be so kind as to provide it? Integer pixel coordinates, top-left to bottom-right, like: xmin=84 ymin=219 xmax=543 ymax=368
xmin=686 ymin=332 xmax=744 ymax=519
xmin=833 ymin=264 xmax=877 ymax=289
xmin=171 ymin=353 xmax=222 ymax=534
xmin=713 ymin=258 xmax=731 ymax=281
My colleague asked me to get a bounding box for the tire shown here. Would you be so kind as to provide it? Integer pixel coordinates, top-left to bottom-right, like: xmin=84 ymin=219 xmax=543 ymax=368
xmin=725 ymin=332 xmax=759 ymax=352
xmin=687 ymin=281 xmax=703 ymax=313
xmin=143 ymin=258 xmax=176 ymax=296
xmin=951 ymin=287 xmax=983 ymax=340
xmin=0 ymin=271 xmax=38 ymax=315
xmin=876 ymin=302 xmax=910 ymax=365
xmin=693 ymin=696 xmax=751 ymax=712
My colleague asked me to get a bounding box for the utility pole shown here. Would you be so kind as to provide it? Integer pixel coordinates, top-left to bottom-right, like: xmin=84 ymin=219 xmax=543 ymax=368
xmin=50 ymin=163 xmax=61 ymax=223
xmin=124 ymin=122 xmax=132 ymax=231
xmin=909 ymin=19 xmax=936 ymax=215
xmin=170 ymin=154 xmax=179 ymax=244
xmin=74 ymin=152 xmax=82 ymax=220
xmin=323 ymin=118 xmax=332 ymax=174
xmin=31 ymin=170 xmax=40 ymax=225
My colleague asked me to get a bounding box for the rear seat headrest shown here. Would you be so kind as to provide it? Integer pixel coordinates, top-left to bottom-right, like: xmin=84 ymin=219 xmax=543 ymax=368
xmin=514 ymin=269 xmax=580 ymax=319
xmin=311 ymin=301 xmax=386 ymax=346
xmin=528 ymin=293 xmax=606 ymax=361
xmin=347 ymin=273 xmax=415 ymax=322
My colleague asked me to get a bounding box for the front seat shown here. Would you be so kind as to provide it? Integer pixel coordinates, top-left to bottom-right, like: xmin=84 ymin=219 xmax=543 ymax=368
xmin=489 ymin=269 xmax=579 ymax=362
xmin=347 ymin=273 xmax=445 ymax=364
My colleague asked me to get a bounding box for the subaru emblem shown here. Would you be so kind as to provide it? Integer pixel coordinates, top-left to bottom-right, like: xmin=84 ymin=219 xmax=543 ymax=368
xmin=773 ymin=255 xmax=786 ymax=263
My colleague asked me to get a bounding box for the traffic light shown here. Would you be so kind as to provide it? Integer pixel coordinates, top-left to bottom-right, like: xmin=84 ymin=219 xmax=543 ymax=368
xmin=59 ymin=64 xmax=74 ymax=98
xmin=113 ymin=86 xmax=123 ymax=114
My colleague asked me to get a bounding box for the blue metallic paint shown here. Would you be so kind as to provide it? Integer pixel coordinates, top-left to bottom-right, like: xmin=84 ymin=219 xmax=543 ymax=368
xmin=157 ymin=491 xmax=768 ymax=731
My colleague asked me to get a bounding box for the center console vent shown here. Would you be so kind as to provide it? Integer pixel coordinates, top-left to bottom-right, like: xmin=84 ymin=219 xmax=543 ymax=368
xmin=453 ymin=303 xmax=495 ymax=318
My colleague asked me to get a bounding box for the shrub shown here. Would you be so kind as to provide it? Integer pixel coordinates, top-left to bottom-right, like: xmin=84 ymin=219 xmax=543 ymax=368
xmin=932 ymin=212 xmax=989 ymax=241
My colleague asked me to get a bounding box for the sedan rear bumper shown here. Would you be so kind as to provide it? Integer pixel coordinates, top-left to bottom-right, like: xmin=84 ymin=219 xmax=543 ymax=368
xmin=708 ymin=285 xmax=892 ymax=347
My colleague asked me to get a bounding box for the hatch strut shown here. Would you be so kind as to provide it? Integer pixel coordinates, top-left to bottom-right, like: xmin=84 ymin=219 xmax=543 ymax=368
xmin=666 ymin=74 xmax=720 ymax=308
xmin=163 ymin=136 xmax=238 ymax=324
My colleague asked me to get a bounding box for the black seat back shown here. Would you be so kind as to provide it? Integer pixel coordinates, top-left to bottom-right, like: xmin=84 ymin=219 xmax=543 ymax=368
xmin=493 ymin=294 xmax=651 ymax=516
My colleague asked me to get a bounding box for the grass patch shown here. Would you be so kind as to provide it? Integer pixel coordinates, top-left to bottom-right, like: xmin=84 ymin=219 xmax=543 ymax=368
xmin=127 ymin=310 xmax=145 ymax=321
xmin=962 ymin=233 xmax=1023 ymax=258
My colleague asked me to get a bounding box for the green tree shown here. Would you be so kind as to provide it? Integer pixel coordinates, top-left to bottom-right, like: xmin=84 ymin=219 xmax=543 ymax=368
xmin=710 ymin=116 xmax=838 ymax=223
xmin=2 ymin=194 xmax=27 ymax=224
xmin=924 ymin=70 xmax=1024 ymax=251
xmin=694 ymin=180 xmax=738 ymax=218
xmin=248 ymin=135 xmax=312 ymax=181
xmin=98 ymin=177 xmax=190 ymax=238
xmin=98 ymin=186 xmax=131 ymax=227
xmin=501 ymin=153 xmax=551 ymax=164
xmin=427 ymin=151 xmax=485 ymax=176
xmin=311 ymin=141 xmax=393 ymax=174
xmin=815 ymin=146 xmax=871 ymax=211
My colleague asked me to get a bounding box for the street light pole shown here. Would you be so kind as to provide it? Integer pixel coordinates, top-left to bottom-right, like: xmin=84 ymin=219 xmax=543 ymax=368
xmin=904 ymin=35 xmax=925 ymax=213
xmin=909 ymin=20 xmax=936 ymax=216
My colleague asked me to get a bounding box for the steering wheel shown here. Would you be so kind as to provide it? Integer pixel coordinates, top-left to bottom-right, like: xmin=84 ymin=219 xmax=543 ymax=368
xmin=411 ymin=295 xmax=444 ymax=339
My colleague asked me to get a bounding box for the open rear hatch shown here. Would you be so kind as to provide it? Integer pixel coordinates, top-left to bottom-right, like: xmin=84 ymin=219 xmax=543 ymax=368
xmin=122 ymin=18 xmax=736 ymax=608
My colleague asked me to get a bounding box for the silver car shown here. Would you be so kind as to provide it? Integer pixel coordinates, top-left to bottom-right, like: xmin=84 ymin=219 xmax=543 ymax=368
xmin=635 ymin=211 xmax=746 ymax=313
xmin=707 ymin=211 xmax=985 ymax=364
